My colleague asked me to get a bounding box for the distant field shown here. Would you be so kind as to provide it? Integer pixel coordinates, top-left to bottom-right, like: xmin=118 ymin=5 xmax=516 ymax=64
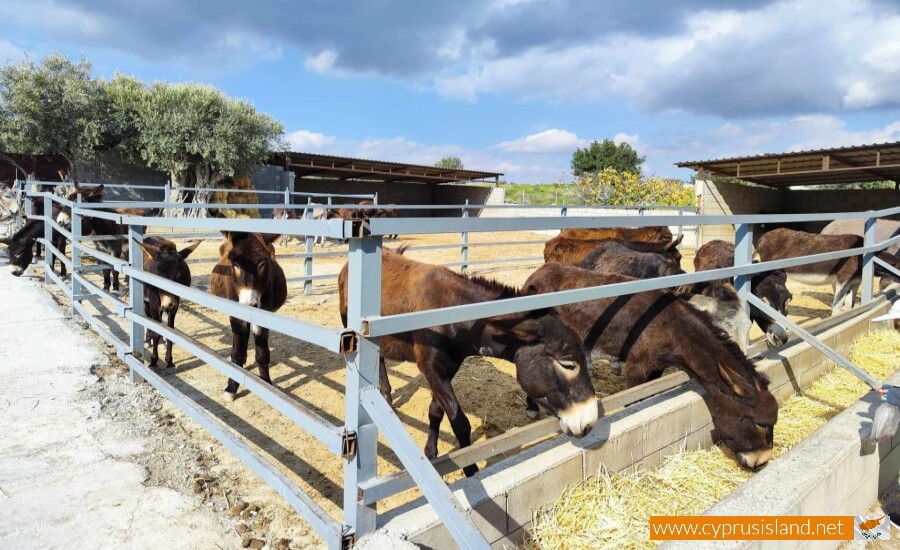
xmin=499 ymin=183 xmax=580 ymax=205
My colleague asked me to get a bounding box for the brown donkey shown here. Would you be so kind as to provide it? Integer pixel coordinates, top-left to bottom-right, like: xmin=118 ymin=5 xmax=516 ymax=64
xmin=211 ymin=232 xmax=287 ymax=401
xmin=523 ymin=263 xmax=778 ymax=470
xmin=338 ymin=248 xmax=598 ymax=476
xmin=558 ymin=226 xmax=673 ymax=242
xmin=544 ymin=235 xmax=683 ymax=266
xmin=137 ymin=237 xmax=200 ymax=369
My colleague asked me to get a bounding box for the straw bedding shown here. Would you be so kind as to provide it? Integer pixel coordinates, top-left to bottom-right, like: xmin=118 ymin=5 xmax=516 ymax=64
xmin=528 ymin=329 xmax=900 ymax=550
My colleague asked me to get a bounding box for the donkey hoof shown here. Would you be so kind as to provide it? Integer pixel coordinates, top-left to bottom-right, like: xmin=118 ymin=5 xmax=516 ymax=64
xmin=222 ymin=391 xmax=237 ymax=402
xmin=148 ymin=358 xmax=158 ymax=368
xmin=165 ymin=361 xmax=175 ymax=369
xmin=526 ymin=408 xmax=540 ymax=420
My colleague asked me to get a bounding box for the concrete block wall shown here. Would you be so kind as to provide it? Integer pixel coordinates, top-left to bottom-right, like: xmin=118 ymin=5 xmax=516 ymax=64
xmin=786 ymin=188 xmax=900 ymax=232
xmin=699 ymin=179 xmax=784 ymax=244
xmin=75 ymin=151 xmax=168 ymax=202
xmin=248 ymin=165 xmax=295 ymax=218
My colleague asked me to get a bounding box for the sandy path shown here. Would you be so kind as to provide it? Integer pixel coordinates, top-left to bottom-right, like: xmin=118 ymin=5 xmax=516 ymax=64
xmin=0 ymin=266 xmax=239 ymax=549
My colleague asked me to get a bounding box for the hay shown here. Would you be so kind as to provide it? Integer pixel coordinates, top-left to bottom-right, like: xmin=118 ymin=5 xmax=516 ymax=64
xmin=528 ymin=329 xmax=900 ymax=550
xmin=211 ymin=175 xmax=261 ymax=218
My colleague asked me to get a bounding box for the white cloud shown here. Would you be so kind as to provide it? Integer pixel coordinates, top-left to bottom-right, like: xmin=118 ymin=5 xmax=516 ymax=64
xmin=304 ymin=49 xmax=339 ymax=74
xmin=494 ymin=129 xmax=585 ymax=153
xmin=436 ymin=0 xmax=900 ymax=116
xmin=285 ymin=130 xmax=337 ymax=151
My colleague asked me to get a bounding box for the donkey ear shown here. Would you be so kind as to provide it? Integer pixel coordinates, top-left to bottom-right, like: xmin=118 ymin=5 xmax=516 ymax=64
xmin=179 ymin=240 xmax=201 ymax=259
xmin=0 ymin=236 xmax=10 ymax=245
xmin=487 ymin=310 xmax=548 ymax=342
xmin=136 ymin=241 xmax=160 ymax=259
xmin=260 ymin=233 xmax=281 ymax=245
xmin=668 ymin=235 xmax=684 ymax=249
xmin=717 ymin=362 xmax=750 ymax=397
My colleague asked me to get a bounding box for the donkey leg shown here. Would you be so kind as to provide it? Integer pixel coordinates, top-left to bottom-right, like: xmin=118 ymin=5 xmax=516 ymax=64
xmin=164 ymin=304 xmax=177 ymax=369
xmin=379 ymin=356 xmax=393 ymax=403
xmin=424 ymin=398 xmax=445 ymax=459
xmin=525 ymin=396 xmax=540 ymax=419
xmin=431 ymin=379 xmax=477 ymax=476
xmin=224 ymin=317 xmax=250 ymax=400
xmin=102 ymin=268 xmax=112 ymax=292
xmin=253 ymin=325 xmax=272 ymax=385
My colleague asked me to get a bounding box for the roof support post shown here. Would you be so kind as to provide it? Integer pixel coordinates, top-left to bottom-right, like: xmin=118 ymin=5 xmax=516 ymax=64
xmin=733 ymin=222 xmax=753 ymax=349
xmin=861 ymin=216 xmax=876 ymax=304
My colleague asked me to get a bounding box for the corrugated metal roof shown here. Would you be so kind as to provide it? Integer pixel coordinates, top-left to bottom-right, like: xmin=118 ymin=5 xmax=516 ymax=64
xmin=272 ymin=151 xmax=503 ymax=184
xmin=675 ymin=141 xmax=900 ymax=188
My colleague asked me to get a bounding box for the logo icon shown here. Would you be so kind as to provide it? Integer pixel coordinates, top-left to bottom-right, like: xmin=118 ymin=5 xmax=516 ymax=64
xmin=854 ymin=515 xmax=890 ymax=540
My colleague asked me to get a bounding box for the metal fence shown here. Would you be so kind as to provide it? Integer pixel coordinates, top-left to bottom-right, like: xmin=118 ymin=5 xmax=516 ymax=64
xmin=11 ymin=181 xmax=900 ymax=549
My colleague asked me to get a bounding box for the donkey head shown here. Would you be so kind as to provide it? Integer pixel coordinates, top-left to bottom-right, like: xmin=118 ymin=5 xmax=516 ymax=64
xmin=488 ymin=308 xmax=599 ymax=438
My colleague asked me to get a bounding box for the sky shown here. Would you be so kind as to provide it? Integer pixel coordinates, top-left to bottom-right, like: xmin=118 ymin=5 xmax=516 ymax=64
xmin=2 ymin=0 xmax=900 ymax=183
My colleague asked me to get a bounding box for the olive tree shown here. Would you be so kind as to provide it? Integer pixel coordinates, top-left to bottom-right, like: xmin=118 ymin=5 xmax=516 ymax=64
xmin=126 ymin=82 xmax=284 ymax=217
xmin=435 ymin=156 xmax=464 ymax=170
xmin=0 ymin=53 xmax=105 ymax=179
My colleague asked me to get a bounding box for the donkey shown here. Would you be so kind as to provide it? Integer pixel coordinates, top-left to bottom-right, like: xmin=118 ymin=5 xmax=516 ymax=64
xmin=1 ymin=219 xmax=44 ymax=276
xmin=822 ymin=219 xmax=900 ymax=256
xmin=338 ymin=248 xmax=598 ymax=476
xmin=272 ymin=205 xmax=327 ymax=246
xmin=56 ymin=183 xmax=136 ymax=292
xmin=559 ymin=226 xmax=673 ymax=242
xmin=136 ymin=237 xmax=200 ymax=369
xmin=210 ymin=231 xmax=287 ymax=401
xmin=757 ymin=228 xmax=899 ymax=314
xmin=544 ymin=235 xmax=683 ymax=266
xmin=695 ymin=239 xmax=792 ymax=347
xmin=580 ymin=240 xmax=751 ymax=350
xmin=523 ymin=263 xmax=778 ymax=470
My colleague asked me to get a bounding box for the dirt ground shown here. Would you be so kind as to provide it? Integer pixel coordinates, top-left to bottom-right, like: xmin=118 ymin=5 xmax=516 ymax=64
xmin=46 ymin=229 xmax=867 ymax=547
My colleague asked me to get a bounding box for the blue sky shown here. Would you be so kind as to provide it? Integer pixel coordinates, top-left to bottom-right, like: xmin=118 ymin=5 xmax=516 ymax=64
xmin=2 ymin=0 xmax=900 ymax=183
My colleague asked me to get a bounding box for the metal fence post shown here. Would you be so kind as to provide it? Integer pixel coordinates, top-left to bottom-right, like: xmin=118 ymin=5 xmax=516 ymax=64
xmin=71 ymin=195 xmax=83 ymax=312
xmin=42 ymin=193 xmax=52 ymax=284
xmin=284 ymin=186 xmax=291 ymax=206
xmin=128 ymin=223 xmax=145 ymax=384
xmin=733 ymin=222 xmax=753 ymax=349
xmin=304 ymin=197 xmax=314 ymax=296
xmin=343 ymin=234 xmax=382 ymax=541
xmin=460 ymin=200 xmax=469 ymax=274
xmin=164 ymin=181 xmax=171 ymax=218
xmin=861 ymin=216 xmax=876 ymax=303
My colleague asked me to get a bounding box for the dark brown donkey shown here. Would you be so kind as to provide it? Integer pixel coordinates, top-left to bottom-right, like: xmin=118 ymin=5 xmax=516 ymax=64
xmin=338 ymin=249 xmax=598 ymax=476
xmin=544 ymin=235 xmax=683 ymax=266
xmin=210 ymin=231 xmax=287 ymax=401
xmin=757 ymin=228 xmax=899 ymax=315
xmin=578 ymin=240 xmax=751 ymax=350
xmin=559 ymin=226 xmax=672 ymax=242
xmin=695 ymin=240 xmax=792 ymax=347
xmin=56 ymin=183 xmax=139 ymax=292
xmin=137 ymin=237 xmax=200 ymax=369
xmin=523 ymin=263 xmax=778 ymax=470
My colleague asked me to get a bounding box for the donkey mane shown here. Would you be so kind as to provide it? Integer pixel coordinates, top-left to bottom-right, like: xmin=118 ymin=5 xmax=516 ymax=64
xmin=685 ymin=297 xmax=770 ymax=387
xmin=9 ymin=219 xmax=43 ymax=241
xmin=393 ymin=244 xmax=521 ymax=300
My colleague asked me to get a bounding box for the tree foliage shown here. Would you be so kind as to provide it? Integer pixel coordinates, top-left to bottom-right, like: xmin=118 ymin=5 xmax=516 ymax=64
xmin=435 ymin=155 xmax=464 ymax=170
xmin=0 ymin=53 xmax=105 ymax=177
xmin=577 ymin=168 xmax=694 ymax=207
xmin=571 ymin=139 xmax=644 ymax=176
